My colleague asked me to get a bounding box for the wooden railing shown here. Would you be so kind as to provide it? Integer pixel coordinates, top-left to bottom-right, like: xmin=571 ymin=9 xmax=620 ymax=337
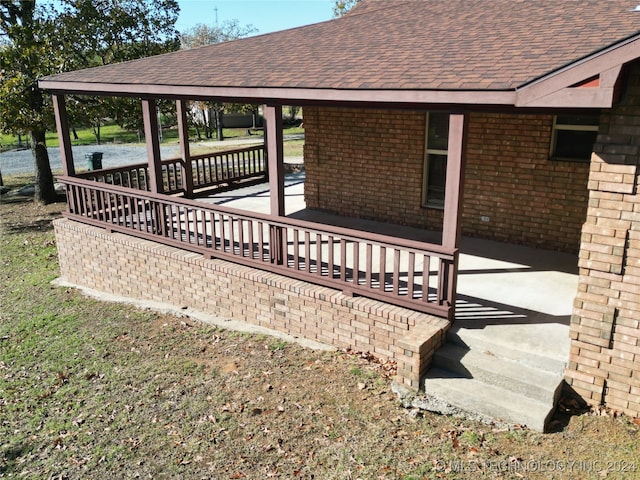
xmin=191 ymin=145 xmax=266 ymax=190
xmin=59 ymin=176 xmax=457 ymax=319
xmin=77 ymin=145 xmax=266 ymax=195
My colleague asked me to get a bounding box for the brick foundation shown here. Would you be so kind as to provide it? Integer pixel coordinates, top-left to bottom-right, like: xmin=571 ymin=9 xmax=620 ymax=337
xmin=566 ymin=61 xmax=640 ymax=417
xmin=53 ymin=218 xmax=449 ymax=389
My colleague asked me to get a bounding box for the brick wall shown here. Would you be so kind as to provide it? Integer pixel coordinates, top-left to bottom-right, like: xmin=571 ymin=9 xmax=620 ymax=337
xmin=566 ymin=61 xmax=640 ymax=417
xmin=303 ymin=108 xmax=434 ymax=228
xmin=304 ymin=108 xmax=590 ymax=253
xmin=53 ymin=218 xmax=449 ymax=390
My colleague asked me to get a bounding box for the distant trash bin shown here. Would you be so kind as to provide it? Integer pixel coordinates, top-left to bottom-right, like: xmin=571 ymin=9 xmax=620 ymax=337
xmin=85 ymin=152 xmax=103 ymax=170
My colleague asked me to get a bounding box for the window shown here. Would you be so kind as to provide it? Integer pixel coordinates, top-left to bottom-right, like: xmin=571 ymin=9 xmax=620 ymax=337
xmin=423 ymin=112 xmax=449 ymax=208
xmin=550 ymin=114 xmax=600 ymax=162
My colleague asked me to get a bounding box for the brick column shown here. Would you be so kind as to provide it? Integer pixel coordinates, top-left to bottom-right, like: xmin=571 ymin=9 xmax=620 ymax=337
xmin=566 ymin=61 xmax=640 ymax=417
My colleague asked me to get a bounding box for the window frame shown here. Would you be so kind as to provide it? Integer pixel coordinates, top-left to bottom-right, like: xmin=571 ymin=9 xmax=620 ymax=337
xmin=422 ymin=111 xmax=449 ymax=209
xmin=549 ymin=114 xmax=600 ymax=163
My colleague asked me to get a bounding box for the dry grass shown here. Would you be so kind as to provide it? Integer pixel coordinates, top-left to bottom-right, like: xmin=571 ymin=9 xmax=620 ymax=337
xmin=1 ymin=177 xmax=638 ymax=479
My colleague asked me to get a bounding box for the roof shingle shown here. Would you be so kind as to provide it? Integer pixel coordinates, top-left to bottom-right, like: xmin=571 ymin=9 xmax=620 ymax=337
xmin=41 ymin=0 xmax=640 ymax=93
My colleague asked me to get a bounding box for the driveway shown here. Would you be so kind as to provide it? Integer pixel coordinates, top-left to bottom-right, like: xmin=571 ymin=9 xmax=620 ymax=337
xmin=0 ymin=135 xmax=302 ymax=176
xmin=0 ymin=144 xmax=183 ymax=176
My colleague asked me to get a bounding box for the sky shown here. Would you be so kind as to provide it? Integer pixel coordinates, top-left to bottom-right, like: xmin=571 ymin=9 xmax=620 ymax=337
xmin=175 ymin=0 xmax=336 ymax=35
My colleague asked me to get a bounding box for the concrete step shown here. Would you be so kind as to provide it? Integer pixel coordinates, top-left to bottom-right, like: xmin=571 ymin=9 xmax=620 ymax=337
xmin=423 ymin=368 xmax=555 ymax=432
xmin=446 ymin=322 xmax=569 ymax=375
xmin=432 ymin=343 xmax=564 ymax=404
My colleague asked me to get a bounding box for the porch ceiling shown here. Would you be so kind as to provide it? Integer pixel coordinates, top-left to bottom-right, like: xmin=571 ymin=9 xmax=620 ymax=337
xmin=39 ymin=0 xmax=640 ymax=109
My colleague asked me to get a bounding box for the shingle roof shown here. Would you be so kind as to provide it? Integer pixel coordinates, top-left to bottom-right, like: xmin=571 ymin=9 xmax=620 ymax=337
xmin=41 ymin=0 xmax=640 ymax=95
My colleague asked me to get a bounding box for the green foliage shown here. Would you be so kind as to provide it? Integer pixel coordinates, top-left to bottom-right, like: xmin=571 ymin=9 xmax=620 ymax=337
xmin=269 ymin=340 xmax=288 ymax=351
xmin=0 ymin=0 xmax=181 ymax=198
xmin=333 ymin=0 xmax=361 ymax=17
xmin=0 ymin=1 xmax=58 ymax=135
xmin=54 ymin=0 xmax=181 ymax=140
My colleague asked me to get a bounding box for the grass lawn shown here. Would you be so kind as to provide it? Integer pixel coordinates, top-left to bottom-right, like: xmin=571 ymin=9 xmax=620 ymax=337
xmin=1 ymin=175 xmax=639 ymax=479
xmin=1 ymin=125 xmax=304 ymax=151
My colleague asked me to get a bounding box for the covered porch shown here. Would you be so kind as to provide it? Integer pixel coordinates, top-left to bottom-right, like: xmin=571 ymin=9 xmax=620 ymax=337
xmin=51 ymin=95 xmax=467 ymax=322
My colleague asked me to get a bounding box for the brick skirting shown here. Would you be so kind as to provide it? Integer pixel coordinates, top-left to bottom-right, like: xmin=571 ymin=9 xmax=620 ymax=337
xmin=53 ymin=218 xmax=449 ymax=389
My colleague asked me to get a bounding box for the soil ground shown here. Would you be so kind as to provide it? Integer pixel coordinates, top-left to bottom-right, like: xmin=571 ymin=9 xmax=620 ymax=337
xmin=1 ymin=175 xmax=639 ymax=479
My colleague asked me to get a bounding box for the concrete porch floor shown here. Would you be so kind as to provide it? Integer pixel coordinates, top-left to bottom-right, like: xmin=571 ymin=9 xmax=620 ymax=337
xmin=200 ymin=172 xmax=576 ymax=364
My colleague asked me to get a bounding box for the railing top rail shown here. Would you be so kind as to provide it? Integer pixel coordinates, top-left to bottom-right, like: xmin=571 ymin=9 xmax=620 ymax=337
xmin=59 ymin=175 xmax=456 ymax=258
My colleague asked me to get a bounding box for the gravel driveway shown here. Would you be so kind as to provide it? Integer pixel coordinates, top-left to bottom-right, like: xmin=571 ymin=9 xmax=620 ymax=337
xmin=0 ymin=144 xmax=182 ymax=176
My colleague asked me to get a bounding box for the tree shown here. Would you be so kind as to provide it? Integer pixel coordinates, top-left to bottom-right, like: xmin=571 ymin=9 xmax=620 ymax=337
xmin=333 ymin=0 xmax=360 ymax=17
xmin=0 ymin=0 xmax=180 ymax=204
xmin=179 ymin=20 xmax=257 ymax=50
xmin=1 ymin=1 xmax=58 ymax=202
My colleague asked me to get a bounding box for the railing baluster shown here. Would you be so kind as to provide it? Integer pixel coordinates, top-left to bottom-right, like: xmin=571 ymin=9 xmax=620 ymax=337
xmin=208 ymin=211 xmax=215 ymax=249
xmin=365 ymin=244 xmax=372 ymax=288
xmin=407 ymin=252 xmax=416 ymax=299
xmin=220 ymin=213 xmax=226 ymax=252
xmin=304 ymin=231 xmax=311 ymax=273
xmin=353 ymin=241 xmax=359 ymax=284
xmin=340 ymin=239 xmax=347 ymax=282
xmin=293 ymin=229 xmax=300 ymax=269
xmin=238 ymin=218 xmax=245 ymax=256
xmin=229 ymin=217 xmax=236 ymax=254
xmin=192 ymin=208 xmax=200 ymax=245
xmin=316 ymin=233 xmax=322 ymax=276
xmin=328 ymin=236 xmax=335 ymax=278
xmin=98 ymin=190 xmax=107 ymax=221
xmin=132 ymin=196 xmax=140 ymax=230
xmin=422 ymin=254 xmax=430 ymax=302
xmin=379 ymin=246 xmax=386 ymax=292
xmin=258 ymin=221 xmax=265 ymax=260
xmin=393 ymin=249 xmax=401 ymax=295
xmin=248 ymin=219 xmax=255 ymax=258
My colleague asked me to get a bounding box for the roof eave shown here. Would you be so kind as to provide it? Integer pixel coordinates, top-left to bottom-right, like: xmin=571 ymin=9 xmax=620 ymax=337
xmin=515 ymin=34 xmax=640 ymax=108
xmin=38 ymin=79 xmax=518 ymax=107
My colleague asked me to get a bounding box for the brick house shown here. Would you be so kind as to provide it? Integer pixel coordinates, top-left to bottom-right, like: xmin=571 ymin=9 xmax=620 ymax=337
xmin=40 ymin=0 xmax=640 ymax=426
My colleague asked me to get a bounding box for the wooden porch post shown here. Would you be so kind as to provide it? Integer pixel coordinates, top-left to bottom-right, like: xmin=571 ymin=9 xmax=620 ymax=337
xmin=265 ymin=104 xmax=285 ymax=215
xmin=176 ymin=100 xmax=194 ymax=198
xmin=52 ymin=94 xmax=75 ymax=176
xmin=441 ymin=112 xmax=467 ymax=320
xmin=265 ymin=104 xmax=285 ymax=264
xmin=142 ymin=98 xmax=164 ymax=194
